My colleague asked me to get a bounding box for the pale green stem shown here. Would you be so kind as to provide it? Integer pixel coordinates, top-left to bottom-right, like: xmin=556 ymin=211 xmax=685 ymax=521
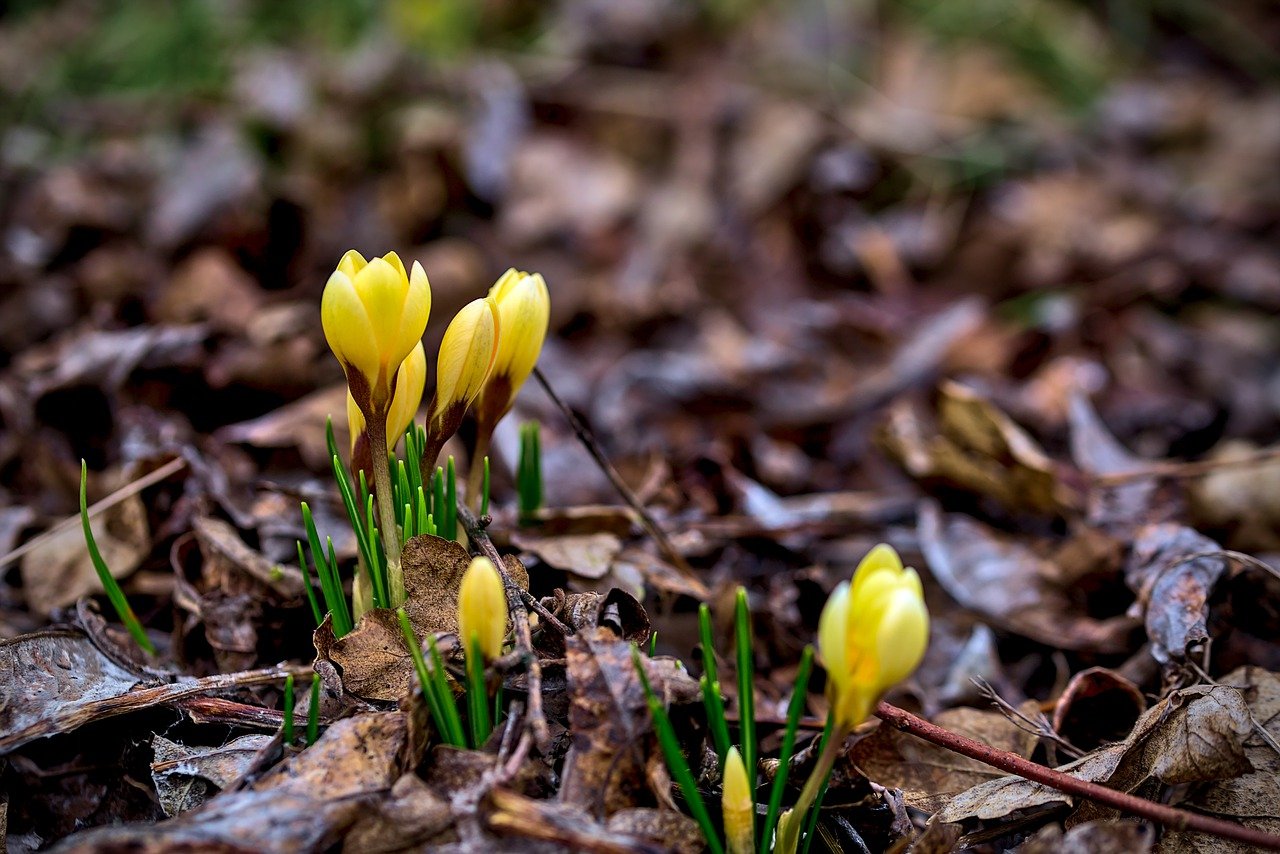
xmin=367 ymin=411 xmax=404 ymax=607
xmin=775 ymin=721 xmax=848 ymax=853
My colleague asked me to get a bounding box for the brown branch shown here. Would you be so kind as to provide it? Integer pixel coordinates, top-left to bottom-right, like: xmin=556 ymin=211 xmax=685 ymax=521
xmin=457 ymin=503 xmax=550 ymax=753
xmin=874 ymin=701 xmax=1280 ymax=850
xmin=531 ymin=367 xmax=708 ymax=599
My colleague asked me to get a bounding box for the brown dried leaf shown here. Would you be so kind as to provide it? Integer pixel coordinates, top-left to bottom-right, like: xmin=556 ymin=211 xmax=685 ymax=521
xmin=1017 ymin=819 xmax=1155 ymax=853
xmin=150 ymin=734 xmax=274 ymax=817
xmin=217 ymin=385 xmax=348 ymax=470
xmin=511 ymin=531 xmax=623 ymax=580
xmin=918 ymin=502 xmax=1137 ymax=652
xmin=1123 ymin=523 xmax=1226 ymax=666
xmin=21 ymin=493 xmax=149 ymax=616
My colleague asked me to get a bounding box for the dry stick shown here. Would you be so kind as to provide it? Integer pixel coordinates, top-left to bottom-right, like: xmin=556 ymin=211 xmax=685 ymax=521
xmin=1091 ymin=446 xmax=1280 ymax=485
xmin=0 ymin=457 xmax=188 ymax=571
xmin=531 ymin=368 xmax=708 ymax=599
xmin=457 ymin=503 xmax=550 ymax=753
xmin=874 ymin=701 xmax=1280 ymax=851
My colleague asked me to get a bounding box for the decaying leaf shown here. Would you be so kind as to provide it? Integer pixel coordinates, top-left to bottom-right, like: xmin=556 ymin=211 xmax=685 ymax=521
xmin=918 ymin=502 xmax=1137 ymax=652
xmin=21 ymin=493 xmax=149 ymax=616
xmin=151 ymin=734 xmax=274 ymax=817
xmin=1018 ymin=819 xmax=1155 ymax=853
xmin=882 ymin=381 xmax=1082 ymax=516
xmin=56 ymin=713 xmax=409 ymax=852
xmin=938 ymin=684 xmax=1254 ymax=834
xmin=511 ymin=530 xmax=623 ymax=580
xmin=1123 ymin=523 xmax=1226 ymax=667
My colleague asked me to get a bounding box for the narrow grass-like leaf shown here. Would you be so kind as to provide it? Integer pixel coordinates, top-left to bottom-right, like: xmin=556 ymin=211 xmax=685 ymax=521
xmin=306 ymin=677 xmax=320 ymax=746
xmin=416 ymin=487 xmax=429 ymax=537
xmin=699 ymin=604 xmax=732 ymax=762
xmin=283 ymin=673 xmax=296 ymax=745
xmin=444 ymin=456 xmax=458 ymax=541
xmin=761 ymin=645 xmax=814 ymax=850
xmin=325 ymin=538 xmax=351 ymax=632
xmin=80 ymin=462 xmax=155 ymax=654
xmin=428 ymin=636 xmax=466 ymax=746
xmin=398 ymin=607 xmax=459 ymax=746
xmin=432 ymin=467 xmax=446 ymax=535
xmin=300 ymin=503 xmax=350 ymax=636
xmin=395 ymin=460 xmax=412 ymax=530
xmin=402 ymin=502 xmax=415 ymax=540
xmin=330 ymin=452 xmax=376 ymax=583
xmin=466 ymin=635 xmax=491 ymax=748
xmin=480 ymin=456 xmax=491 ymax=518
xmin=633 ymin=646 xmax=724 ymax=854
xmin=734 ymin=587 xmax=756 ymax=804
xmin=649 ymin=630 xmax=658 ymax=656
xmin=297 ymin=541 xmax=323 ymax=627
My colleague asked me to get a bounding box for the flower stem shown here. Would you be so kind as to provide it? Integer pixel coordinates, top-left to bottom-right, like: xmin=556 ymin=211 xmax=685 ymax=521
xmin=779 ymin=720 xmax=847 ymax=853
xmin=366 ymin=412 xmax=404 ymax=607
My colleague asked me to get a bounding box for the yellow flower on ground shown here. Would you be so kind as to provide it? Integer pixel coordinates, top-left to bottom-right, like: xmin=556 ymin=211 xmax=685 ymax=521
xmin=457 ymin=556 xmax=506 ymax=661
xmin=817 ymin=544 xmax=928 ymax=728
xmin=321 ymin=249 xmax=430 ymax=412
xmin=722 ymin=746 xmax=755 ymax=854
xmin=476 ymin=269 xmax=550 ymax=424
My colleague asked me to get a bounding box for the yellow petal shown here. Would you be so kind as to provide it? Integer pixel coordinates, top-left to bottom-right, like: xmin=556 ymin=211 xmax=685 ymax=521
xmin=722 ymin=746 xmax=755 ymax=854
xmin=434 ymin=297 xmax=498 ymax=412
xmin=337 ymin=249 xmax=367 ymax=278
xmin=353 ymin=256 xmax=413 ymax=369
xmin=386 ymin=341 xmax=426 ymax=446
xmin=457 ymin=557 xmax=506 ymax=661
xmin=487 ymin=272 xmax=549 ymax=409
xmin=817 ymin=581 xmax=851 ymax=704
xmin=871 ymin=577 xmax=929 ymax=692
xmin=321 ymin=270 xmax=379 ymax=384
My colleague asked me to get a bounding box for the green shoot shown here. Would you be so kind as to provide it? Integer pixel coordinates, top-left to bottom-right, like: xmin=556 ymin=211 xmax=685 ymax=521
xmin=517 ymin=421 xmax=543 ymax=523
xmin=306 ymin=677 xmax=321 ymax=746
xmin=300 ymin=503 xmax=351 ymax=637
xmin=283 ymin=673 xmax=296 ymax=745
xmin=480 ymin=455 xmax=491 ymax=518
xmin=734 ymin=587 xmax=756 ymax=808
xmin=633 ymin=646 xmax=724 ymax=854
xmin=296 ymin=541 xmax=323 ymax=627
xmin=761 ymin=646 xmax=814 ymax=849
xmin=466 ymin=634 xmax=491 ymax=748
xmin=445 ymin=456 xmax=458 ymax=541
xmin=699 ymin=604 xmax=732 ymax=763
xmin=80 ymin=461 xmax=156 ymax=654
xmin=649 ymin=630 xmax=659 ymax=656
xmin=432 ymin=467 xmax=446 ymax=537
xmin=398 ymin=607 xmax=466 ymax=747
xmin=428 ymin=635 xmax=466 ymax=746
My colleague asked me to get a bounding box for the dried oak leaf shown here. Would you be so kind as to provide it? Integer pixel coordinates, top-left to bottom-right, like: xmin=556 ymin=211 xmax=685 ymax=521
xmin=511 ymin=531 xmax=623 ymax=580
xmin=327 ymin=535 xmax=527 ymax=702
xmin=938 ymin=684 xmax=1253 ymax=833
xmin=55 ymin=712 xmax=408 ymax=853
xmin=1123 ymin=523 xmax=1226 ymax=666
xmin=918 ymin=502 xmax=1137 ymax=653
xmin=1018 ymin=819 xmax=1154 ymax=854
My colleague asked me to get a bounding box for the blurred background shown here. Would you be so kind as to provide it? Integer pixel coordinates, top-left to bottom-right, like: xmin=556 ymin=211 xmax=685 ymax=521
xmin=2 ymin=0 xmax=1280 ymax=644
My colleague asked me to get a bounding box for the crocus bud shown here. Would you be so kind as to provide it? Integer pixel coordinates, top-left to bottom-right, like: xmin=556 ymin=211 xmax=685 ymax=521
xmin=722 ymin=746 xmax=755 ymax=854
xmin=347 ymin=341 xmax=426 ymax=473
xmin=457 ymin=556 xmax=506 ymax=661
xmin=427 ymin=296 xmax=499 ymax=442
xmin=475 ymin=269 xmax=550 ymax=427
xmin=817 ymin=544 xmax=928 ymax=729
xmin=321 ymin=249 xmax=430 ymax=413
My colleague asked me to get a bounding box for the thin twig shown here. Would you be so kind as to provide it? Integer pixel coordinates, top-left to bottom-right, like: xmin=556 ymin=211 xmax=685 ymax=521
xmin=457 ymin=503 xmax=550 ymax=752
xmin=973 ymin=677 xmax=1084 ymax=760
xmin=874 ymin=701 xmax=1280 ymax=850
xmin=0 ymin=457 xmax=187 ymax=571
xmin=532 ymin=367 xmax=708 ymax=599
xmin=521 ymin=589 xmax=573 ymax=635
xmin=1091 ymin=446 xmax=1280 ymax=485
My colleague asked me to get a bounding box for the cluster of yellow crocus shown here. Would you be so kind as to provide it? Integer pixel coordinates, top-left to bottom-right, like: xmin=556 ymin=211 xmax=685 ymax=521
xmin=320 ymin=249 xmax=551 ymax=607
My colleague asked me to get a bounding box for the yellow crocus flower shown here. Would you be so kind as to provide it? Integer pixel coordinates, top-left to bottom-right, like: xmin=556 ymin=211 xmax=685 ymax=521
xmin=422 ymin=297 xmax=499 ymax=471
xmin=817 ymin=544 xmax=928 ymax=728
xmin=321 ymin=249 xmax=430 ymax=412
xmin=476 ymin=269 xmax=550 ymax=424
xmin=722 ymin=746 xmax=755 ymax=854
xmin=457 ymin=556 xmax=506 ymax=661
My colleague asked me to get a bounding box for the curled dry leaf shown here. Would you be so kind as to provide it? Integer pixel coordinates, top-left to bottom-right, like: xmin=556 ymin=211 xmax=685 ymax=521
xmin=1052 ymin=667 xmax=1147 ymax=752
xmin=882 ymin=380 xmax=1082 ymax=516
xmin=918 ymin=502 xmax=1138 ymax=653
xmin=151 ymin=733 xmax=274 ymax=817
xmin=511 ymin=530 xmax=623 ymax=580
xmin=1123 ymin=523 xmax=1226 ymax=667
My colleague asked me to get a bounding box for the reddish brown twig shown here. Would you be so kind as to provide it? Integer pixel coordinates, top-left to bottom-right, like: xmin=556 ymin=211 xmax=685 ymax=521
xmin=875 ymin=701 xmax=1280 ymax=850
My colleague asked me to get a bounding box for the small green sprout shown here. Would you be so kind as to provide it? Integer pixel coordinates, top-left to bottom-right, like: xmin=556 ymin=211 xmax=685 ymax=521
xmin=283 ymin=673 xmax=296 ymax=745
xmin=516 ymin=421 xmax=543 ymax=523
xmin=79 ymin=461 xmax=155 ymax=654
